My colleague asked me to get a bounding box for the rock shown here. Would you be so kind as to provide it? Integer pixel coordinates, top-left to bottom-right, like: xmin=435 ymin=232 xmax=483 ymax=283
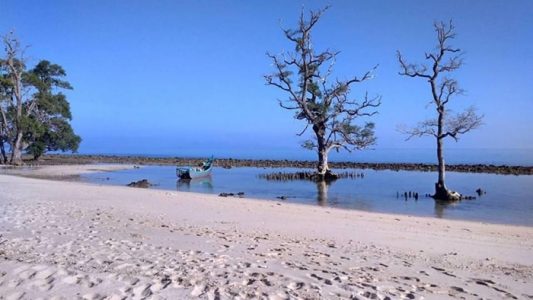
xmin=219 ymin=192 xmax=243 ymax=198
xmin=449 ymin=191 xmax=461 ymax=201
xmin=127 ymin=179 xmax=151 ymax=188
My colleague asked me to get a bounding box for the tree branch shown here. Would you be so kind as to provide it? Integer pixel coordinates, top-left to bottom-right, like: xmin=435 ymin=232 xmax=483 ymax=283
xmin=297 ymin=123 xmax=310 ymax=136
xmin=399 ymin=119 xmax=438 ymax=140
xmin=397 ymin=51 xmax=431 ymax=79
xmin=442 ymin=106 xmax=483 ymax=141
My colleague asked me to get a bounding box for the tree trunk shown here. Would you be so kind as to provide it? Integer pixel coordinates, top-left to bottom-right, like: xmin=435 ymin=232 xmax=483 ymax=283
xmin=434 ymin=108 xmax=456 ymax=201
xmin=10 ymin=131 xmax=23 ymax=165
xmin=435 ymin=135 xmax=448 ymax=199
xmin=312 ymin=123 xmax=338 ymax=182
xmin=317 ymin=146 xmax=328 ymax=175
xmin=0 ymin=140 xmax=6 ymax=164
xmin=1 ymin=110 xmax=8 ymax=164
xmin=314 ymin=124 xmax=328 ymax=175
xmin=33 ymin=152 xmax=42 ymax=161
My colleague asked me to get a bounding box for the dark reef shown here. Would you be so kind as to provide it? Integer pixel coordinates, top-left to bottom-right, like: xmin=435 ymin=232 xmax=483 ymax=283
xmin=27 ymin=154 xmax=533 ymax=176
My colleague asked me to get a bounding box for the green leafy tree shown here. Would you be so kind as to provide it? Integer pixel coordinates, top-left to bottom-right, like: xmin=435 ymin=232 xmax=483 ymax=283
xmin=24 ymin=60 xmax=80 ymax=160
xmin=265 ymin=7 xmax=381 ymax=180
xmin=26 ymin=118 xmax=81 ymax=160
xmin=0 ymin=33 xmax=80 ymax=164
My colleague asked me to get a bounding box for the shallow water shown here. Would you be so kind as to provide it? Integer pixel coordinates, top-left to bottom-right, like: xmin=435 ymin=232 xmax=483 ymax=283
xmin=82 ymin=166 xmax=533 ymax=226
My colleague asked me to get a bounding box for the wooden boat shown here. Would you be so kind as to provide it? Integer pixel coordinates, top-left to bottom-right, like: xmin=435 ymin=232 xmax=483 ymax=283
xmin=176 ymin=156 xmax=213 ymax=179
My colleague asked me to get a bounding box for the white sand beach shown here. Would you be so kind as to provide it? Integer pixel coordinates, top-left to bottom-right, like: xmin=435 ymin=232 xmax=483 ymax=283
xmin=1 ymin=165 xmax=532 ymax=299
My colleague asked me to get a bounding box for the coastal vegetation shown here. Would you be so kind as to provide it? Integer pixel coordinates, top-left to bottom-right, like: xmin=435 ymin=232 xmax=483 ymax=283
xmin=397 ymin=21 xmax=483 ymax=201
xmin=0 ymin=32 xmax=80 ymax=165
xmin=265 ymin=7 xmax=380 ymax=181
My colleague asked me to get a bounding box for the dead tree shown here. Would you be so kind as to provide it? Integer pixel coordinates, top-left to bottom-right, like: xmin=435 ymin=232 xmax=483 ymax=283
xmin=0 ymin=33 xmax=31 ymax=165
xmin=265 ymin=7 xmax=380 ymax=180
xmin=397 ymin=21 xmax=483 ymax=201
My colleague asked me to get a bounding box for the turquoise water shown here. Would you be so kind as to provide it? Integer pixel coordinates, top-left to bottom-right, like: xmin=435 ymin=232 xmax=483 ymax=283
xmin=83 ymin=166 xmax=533 ymax=226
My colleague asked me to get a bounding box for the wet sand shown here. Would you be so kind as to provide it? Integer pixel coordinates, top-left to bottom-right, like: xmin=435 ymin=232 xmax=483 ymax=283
xmin=1 ymin=165 xmax=532 ymax=299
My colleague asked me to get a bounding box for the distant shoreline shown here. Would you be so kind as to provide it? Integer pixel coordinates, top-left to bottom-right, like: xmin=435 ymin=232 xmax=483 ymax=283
xmin=22 ymin=154 xmax=533 ymax=175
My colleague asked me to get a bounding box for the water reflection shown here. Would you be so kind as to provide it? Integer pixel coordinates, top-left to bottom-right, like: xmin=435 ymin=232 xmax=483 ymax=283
xmin=433 ymin=200 xmax=459 ymax=218
xmin=80 ymin=166 xmax=533 ymax=226
xmin=316 ymin=180 xmax=332 ymax=206
xmin=176 ymin=176 xmax=213 ymax=192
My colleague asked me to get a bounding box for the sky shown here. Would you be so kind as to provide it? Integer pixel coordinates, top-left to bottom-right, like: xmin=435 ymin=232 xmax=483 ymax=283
xmin=1 ymin=0 xmax=532 ymax=160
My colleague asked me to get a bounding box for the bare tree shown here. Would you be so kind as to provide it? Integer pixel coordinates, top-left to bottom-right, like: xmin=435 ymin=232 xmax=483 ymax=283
xmin=265 ymin=7 xmax=381 ymax=180
xmin=0 ymin=32 xmax=31 ymax=165
xmin=0 ymin=79 xmax=9 ymax=163
xmin=397 ymin=21 xmax=483 ymax=201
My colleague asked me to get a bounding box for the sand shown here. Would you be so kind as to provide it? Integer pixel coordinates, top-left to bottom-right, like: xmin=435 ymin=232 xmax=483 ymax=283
xmin=0 ymin=164 xmax=135 ymax=178
xmin=0 ymin=165 xmax=532 ymax=299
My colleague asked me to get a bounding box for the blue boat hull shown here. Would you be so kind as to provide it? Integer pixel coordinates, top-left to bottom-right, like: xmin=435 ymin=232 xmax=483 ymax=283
xmin=176 ymin=157 xmax=214 ymax=179
xmin=177 ymin=167 xmax=212 ymax=179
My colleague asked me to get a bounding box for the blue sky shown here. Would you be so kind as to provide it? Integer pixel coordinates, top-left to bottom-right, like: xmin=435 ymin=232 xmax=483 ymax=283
xmin=1 ymin=0 xmax=532 ymax=160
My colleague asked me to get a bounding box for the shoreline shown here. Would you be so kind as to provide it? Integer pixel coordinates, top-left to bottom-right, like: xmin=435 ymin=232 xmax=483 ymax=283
xmin=2 ymin=164 xmax=531 ymax=228
xmin=12 ymin=169 xmax=533 ymax=229
xmin=1 ymin=167 xmax=532 ymax=298
xmin=0 ymin=163 xmax=135 ymax=180
xmin=19 ymin=153 xmax=533 ymax=175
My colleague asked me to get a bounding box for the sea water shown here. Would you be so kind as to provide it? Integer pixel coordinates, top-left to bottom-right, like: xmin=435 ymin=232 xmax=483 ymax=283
xmin=82 ymin=166 xmax=533 ymax=226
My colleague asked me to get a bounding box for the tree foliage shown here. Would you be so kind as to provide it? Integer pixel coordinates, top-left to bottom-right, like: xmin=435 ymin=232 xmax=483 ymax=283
xmin=265 ymin=7 xmax=380 ymax=178
xmin=0 ymin=32 xmax=80 ymax=163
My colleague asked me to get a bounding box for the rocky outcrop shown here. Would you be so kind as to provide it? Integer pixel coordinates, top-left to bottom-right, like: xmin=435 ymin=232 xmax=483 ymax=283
xmin=259 ymin=171 xmax=364 ymax=181
xmin=36 ymin=154 xmax=533 ymax=175
xmin=127 ymin=179 xmax=151 ymax=188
